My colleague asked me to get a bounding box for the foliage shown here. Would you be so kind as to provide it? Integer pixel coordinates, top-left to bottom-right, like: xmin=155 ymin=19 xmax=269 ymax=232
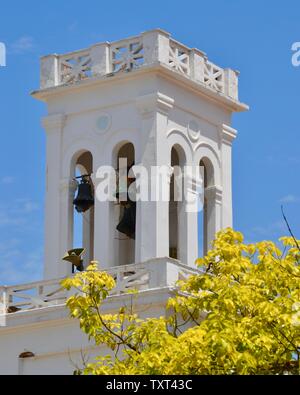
xmin=61 ymin=228 xmax=300 ymax=375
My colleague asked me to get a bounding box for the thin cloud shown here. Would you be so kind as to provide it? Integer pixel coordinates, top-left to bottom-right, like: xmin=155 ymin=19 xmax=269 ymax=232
xmin=251 ymin=220 xmax=286 ymax=238
xmin=1 ymin=176 xmax=14 ymax=184
xmin=280 ymin=194 xmax=299 ymax=204
xmin=0 ymin=246 xmax=43 ymax=285
xmin=0 ymin=198 xmax=40 ymax=228
xmin=0 ymin=212 xmax=25 ymax=227
xmin=14 ymin=198 xmax=40 ymax=213
xmin=23 ymin=201 xmax=39 ymax=213
xmin=67 ymin=21 xmax=78 ymax=32
xmin=10 ymin=36 xmax=35 ymax=54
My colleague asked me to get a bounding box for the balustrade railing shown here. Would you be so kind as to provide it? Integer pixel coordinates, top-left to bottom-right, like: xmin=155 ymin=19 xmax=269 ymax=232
xmin=168 ymin=39 xmax=190 ymax=76
xmin=203 ymin=60 xmax=225 ymax=93
xmin=0 ymin=259 xmax=199 ymax=318
xmin=59 ymin=50 xmax=92 ymax=84
xmin=111 ymin=37 xmax=144 ymax=73
xmin=39 ymin=29 xmax=239 ymax=100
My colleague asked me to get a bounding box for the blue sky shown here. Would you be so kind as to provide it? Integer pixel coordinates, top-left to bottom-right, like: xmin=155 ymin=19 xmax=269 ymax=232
xmin=0 ymin=1 xmax=299 ymax=284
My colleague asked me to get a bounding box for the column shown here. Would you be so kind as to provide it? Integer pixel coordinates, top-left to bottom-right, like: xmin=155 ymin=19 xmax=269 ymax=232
xmin=93 ymin=164 xmax=115 ymax=269
xmin=219 ymin=124 xmax=237 ymax=229
xmin=42 ymin=114 xmax=66 ymax=279
xmin=135 ymin=92 xmax=174 ymax=263
xmin=59 ymin=178 xmax=77 ymax=277
xmin=179 ymin=171 xmax=200 ymax=267
xmin=204 ymin=185 xmax=223 ymax=254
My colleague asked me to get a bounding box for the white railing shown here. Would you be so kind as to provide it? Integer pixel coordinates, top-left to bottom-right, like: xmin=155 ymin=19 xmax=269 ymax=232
xmin=168 ymin=39 xmax=190 ymax=76
xmin=0 ymin=278 xmax=67 ymax=314
xmin=59 ymin=50 xmax=92 ymax=84
xmin=109 ymin=263 xmax=150 ymax=295
xmin=111 ymin=37 xmax=144 ymax=73
xmin=0 ymin=259 xmax=199 ymax=317
xmin=39 ymin=29 xmax=239 ymax=100
xmin=203 ymin=60 xmax=225 ymax=94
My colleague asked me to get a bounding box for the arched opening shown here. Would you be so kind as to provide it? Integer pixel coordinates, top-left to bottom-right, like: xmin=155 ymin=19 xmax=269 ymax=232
xmin=169 ymin=145 xmax=186 ymax=261
xmin=198 ymin=157 xmax=215 ymax=256
xmin=72 ymin=151 xmax=94 ymax=270
xmin=112 ymin=142 xmax=136 ymax=267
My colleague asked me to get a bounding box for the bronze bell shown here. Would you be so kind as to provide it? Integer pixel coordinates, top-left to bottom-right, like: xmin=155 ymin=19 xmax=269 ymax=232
xmin=73 ymin=176 xmax=94 ymax=213
xmin=116 ymin=201 xmax=136 ymax=240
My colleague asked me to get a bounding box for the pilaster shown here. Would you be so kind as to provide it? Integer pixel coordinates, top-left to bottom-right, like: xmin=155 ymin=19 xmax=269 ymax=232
xmin=42 ymin=114 xmax=66 ymax=279
xmin=219 ymin=124 xmax=237 ymax=229
xmin=204 ymin=185 xmax=223 ymax=253
xmin=135 ymin=92 xmax=174 ymax=263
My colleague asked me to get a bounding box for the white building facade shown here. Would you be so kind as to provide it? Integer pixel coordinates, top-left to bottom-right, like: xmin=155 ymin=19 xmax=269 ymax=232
xmin=0 ymin=29 xmax=248 ymax=375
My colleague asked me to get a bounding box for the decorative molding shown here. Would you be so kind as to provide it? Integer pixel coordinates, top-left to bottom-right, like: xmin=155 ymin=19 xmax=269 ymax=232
xmin=219 ymin=124 xmax=238 ymax=145
xmin=136 ymin=92 xmax=174 ymax=117
xmin=187 ymin=120 xmax=201 ymax=143
xmin=193 ymin=142 xmax=222 ymax=170
xmin=166 ymin=129 xmax=194 ymax=162
xmin=167 ymin=127 xmax=206 ymax=157
xmin=42 ymin=114 xmax=66 ymax=132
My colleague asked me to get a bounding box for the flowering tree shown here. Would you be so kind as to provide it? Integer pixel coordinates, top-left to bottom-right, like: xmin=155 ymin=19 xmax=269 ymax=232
xmin=62 ymin=229 xmax=300 ymax=375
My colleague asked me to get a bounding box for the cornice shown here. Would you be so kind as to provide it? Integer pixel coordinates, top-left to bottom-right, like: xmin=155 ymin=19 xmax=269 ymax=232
xmin=220 ymin=124 xmax=238 ymax=145
xmin=135 ymin=92 xmax=174 ymax=117
xmin=32 ymin=64 xmax=249 ymax=113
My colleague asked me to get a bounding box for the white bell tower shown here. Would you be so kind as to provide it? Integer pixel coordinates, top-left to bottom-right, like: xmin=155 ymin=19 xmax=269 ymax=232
xmin=0 ymin=29 xmax=249 ymax=375
xmin=33 ymin=29 xmax=248 ymax=280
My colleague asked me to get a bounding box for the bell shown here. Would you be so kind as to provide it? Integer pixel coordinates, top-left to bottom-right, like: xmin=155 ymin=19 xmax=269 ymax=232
xmin=62 ymin=248 xmax=85 ymax=272
xmin=116 ymin=201 xmax=136 ymax=240
xmin=73 ymin=177 xmax=94 ymax=213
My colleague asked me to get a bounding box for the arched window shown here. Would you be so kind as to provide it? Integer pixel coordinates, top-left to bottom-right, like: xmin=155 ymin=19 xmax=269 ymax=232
xmin=112 ymin=142 xmax=136 ymax=266
xmin=72 ymin=151 xmax=94 ymax=270
xmin=169 ymin=145 xmax=186 ymax=261
xmin=199 ymin=157 xmax=215 ymax=256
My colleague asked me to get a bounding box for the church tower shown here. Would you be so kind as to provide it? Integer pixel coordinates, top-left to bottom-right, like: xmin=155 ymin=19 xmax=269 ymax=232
xmin=34 ymin=29 xmax=247 ymax=280
xmin=0 ymin=30 xmax=248 ymax=375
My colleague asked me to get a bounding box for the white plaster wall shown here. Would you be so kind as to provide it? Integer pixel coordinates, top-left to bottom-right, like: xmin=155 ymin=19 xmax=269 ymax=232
xmin=42 ymin=69 xmax=236 ymax=278
xmin=0 ymin=290 xmax=170 ymax=375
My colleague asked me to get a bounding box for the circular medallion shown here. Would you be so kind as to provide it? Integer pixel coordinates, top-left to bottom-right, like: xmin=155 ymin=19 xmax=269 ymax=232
xmin=95 ymin=114 xmax=111 ymax=134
